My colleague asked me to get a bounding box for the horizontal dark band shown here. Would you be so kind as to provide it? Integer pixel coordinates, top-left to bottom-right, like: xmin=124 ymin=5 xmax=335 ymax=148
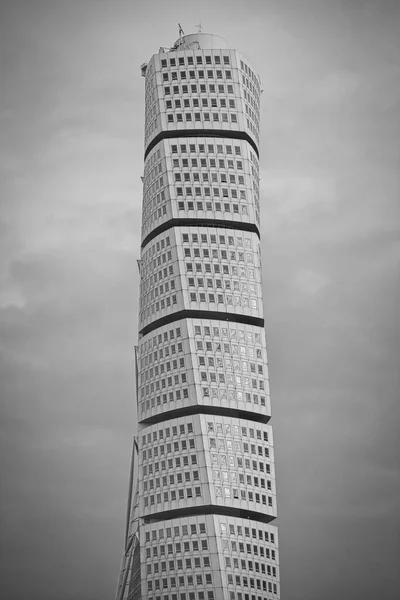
xmin=141 ymin=218 xmax=260 ymax=249
xmin=139 ymin=405 xmax=271 ymax=426
xmin=139 ymin=309 xmax=264 ymax=338
xmin=144 ymin=128 xmax=259 ymax=160
xmin=142 ymin=504 xmax=276 ymax=526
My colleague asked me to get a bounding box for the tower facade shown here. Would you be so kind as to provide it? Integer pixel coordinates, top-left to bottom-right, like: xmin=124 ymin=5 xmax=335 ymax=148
xmin=116 ymin=32 xmax=280 ymax=600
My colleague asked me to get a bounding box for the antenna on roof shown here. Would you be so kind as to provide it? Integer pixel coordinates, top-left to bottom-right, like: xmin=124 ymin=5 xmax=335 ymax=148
xmin=178 ymin=23 xmax=184 ymax=45
xmin=195 ymin=22 xmax=203 ymax=33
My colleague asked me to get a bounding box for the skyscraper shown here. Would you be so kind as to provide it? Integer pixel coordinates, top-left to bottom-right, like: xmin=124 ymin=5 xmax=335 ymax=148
xmin=115 ymin=31 xmax=280 ymax=600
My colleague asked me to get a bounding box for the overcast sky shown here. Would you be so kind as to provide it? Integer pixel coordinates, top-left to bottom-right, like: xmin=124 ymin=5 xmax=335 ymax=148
xmin=0 ymin=1 xmax=399 ymax=599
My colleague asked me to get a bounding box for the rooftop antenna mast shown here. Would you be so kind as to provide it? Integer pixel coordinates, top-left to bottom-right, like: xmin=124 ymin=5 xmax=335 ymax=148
xmin=195 ymin=22 xmax=203 ymax=33
xmin=178 ymin=23 xmax=184 ymax=46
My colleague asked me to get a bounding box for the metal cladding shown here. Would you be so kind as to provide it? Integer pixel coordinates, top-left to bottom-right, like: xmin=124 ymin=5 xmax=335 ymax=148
xmin=115 ymin=33 xmax=280 ymax=600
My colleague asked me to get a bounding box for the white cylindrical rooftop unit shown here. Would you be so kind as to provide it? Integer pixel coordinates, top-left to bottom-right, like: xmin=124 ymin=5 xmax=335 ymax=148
xmin=172 ymin=32 xmax=231 ymax=51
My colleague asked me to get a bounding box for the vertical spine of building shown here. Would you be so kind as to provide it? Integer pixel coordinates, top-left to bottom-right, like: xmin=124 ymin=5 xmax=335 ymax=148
xmin=116 ymin=32 xmax=280 ymax=600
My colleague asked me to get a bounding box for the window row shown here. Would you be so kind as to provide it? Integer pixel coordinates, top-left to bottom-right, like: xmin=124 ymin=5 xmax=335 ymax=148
xmin=166 ymin=97 xmax=236 ymax=109
xmin=143 ymin=486 xmax=202 ymax=506
xmin=140 ymin=283 xmax=177 ymax=310
xmin=141 ymin=422 xmax=193 ymax=444
xmin=244 ymin=88 xmax=260 ymax=113
xmin=176 ymin=200 xmax=257 ymax=218
xmin=147 ymin=573 xmax=214 ymax=590
xmin=143 ymin=189 xmax=166 ymax=214
xmin=144 ymin=522 xmax=206 ymax=541
xmin=241 ymin=74 xmax=260 ymax=101
xmin=141 ymin=265 xmax=174 ymax=288
xmin=208 ymin=422 xmax=268 ymax=441
xmin=146 ymin=102 xmax=158 ymax=124
xmin=247 ymin=118 xmax=259 ymax=141
xmin=147 ymin=556 xmax=213 ymax=574
xmin=228 ymin=591 xmax=277 ymax=600
xmin=142 ymin=195 xmax=257 ymax=221
xmin=140 ymin=357 xmax=185 ymax=383
xmin=197 ymin=342 xmax=262 ymax=361
xmin=245 ymin=103 xmax=259 ymax=126
xmin=199 ymin=355 xmax=264 ymax=371
xmin=213 ymin=471 xmax=272 ymax=491
xmin=194 ymin=324 xmax=262 ymax=343
xmin=188 ymin=292 xmax=258 ymax=309
xmin=210 ymin=454 xmax=271 ymax=474
xmin=139 ymin=322 xmax=263 ymax=357
xmin=147 ymin=593 xmax=275 ymax=600
xmin=162 ymin=69 xmax=233 ymax=82
xmin=140 ymin=276 xmax=176 ymax=304
xmin=161 ymin=55 xmax=230 ymax=68
xmin=200 ymin=371 xmax=265 ymax=389
xmin=210 ymin=452 xmax=271 ymax=474
xmin=145 ymin=538 xmax=209 ymax=557
xmin=199 ymin=364 xmax=264 ymax=382
xmin=145 ymin=118 xmax=160 ymax=140
xmin=186 ymin=252 xmax=254 ymax=269
xmin=225 ymin=558 xmax=277 ymax=578
xmin=147 ymin=590 xmax=215 ymax=600
xmin=142 ymin=457 xmax=270 ymax=481
xmin=197 ymin=335 xmax=266 ymax=352
xmin=142 ymin=439 xmax=195 ymax=460
xmin=187 ymin=264 xmax=256 ymax=279
xmin=139 ymin=294 xmax=178 ymax=319
xmin=228 ymin=577 xmax=278 ymax=594
xmin=167 ymin=112 xmax=238 ymax=124
xmin=140 ymin=343 xmax=184 ymax=368
xmin=189 ymin=261 xmax=254 ymax=275
xmin=142 ymin=454 xmax=199 ymax=476
xmin=224 ymin=539 xmax=277 ymax=561
xmin=214 ymin=487 xmax=273 ymax=506
xmin=139 ymin=371 xmax=188 ymax=391
xmin=164 ymin=82 xmax=234 ymax=96
xmin=188 ymin=253 xmax=253 ymax=273
xmin=139 ymin=326 xmax=183 ymax=355
xmin=171 ymin=157 xmax=244 ymax=170
xmin=142 ymin=449 xmax=198 ymax=466
xmin=176 ymin=186 xmax=248 ymax=199
xmin=142 ymin=197 xmax=257 ymax=226
xmin=209 ymin=438 xmax=269 ymax=456
xmin=177 ymin=201 xmax=250 ymax=216
xmin=140 ymin=293 xmax=261 ymax=323
xmin=142 ymin=438 xmax=271 ymax=469
xmin=240 ymin=59 xmax=260 ymax=90
xmin=143 ymin=179 xmax=165 ymax=207
xmin=142 ymin=202 xmax=167 ymax=228
xmin=174 ymin=172 xmax=246 ymax=185
xmin=170 ymin=142 xmax=242 ymax=155
xmin=141 ymin=238 xmax=172 ymax=267
xmin=142 ymin=336 xmax=262 ymax=366
xmin=188 ymin=276 xmax=257 ymax=292
xmin=196 ymin=343 xmax=264 ymax=362
xmin=144 ymin=158 xmax=163 ymax=184
xmin=182 ymin=232 xmax=253 ymax=247
xmin=143 ymin=172 xmax=164 ymax=195
xmin=142 ymin=194 xmax=165 ymax=219
xmin=144 ymin=146 xmax=162 ymax=172
xmin=220 ymin=523 xmax=275 ymax=542
xmin=140 ymin=388 xmax=268 ymax=411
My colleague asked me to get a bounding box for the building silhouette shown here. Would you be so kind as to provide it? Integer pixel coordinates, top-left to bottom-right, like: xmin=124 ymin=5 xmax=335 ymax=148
xmin=115 ymin=31 xmax=280 ymax=600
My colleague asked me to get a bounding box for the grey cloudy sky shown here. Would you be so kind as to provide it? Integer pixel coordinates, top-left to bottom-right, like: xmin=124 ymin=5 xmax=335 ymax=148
xmin=0 ymin=0 xmax=399 ymax=599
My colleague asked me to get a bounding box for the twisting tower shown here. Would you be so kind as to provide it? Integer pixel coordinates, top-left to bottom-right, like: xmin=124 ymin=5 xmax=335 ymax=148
xmin=115 ymin=31 xmax=280 ymax=600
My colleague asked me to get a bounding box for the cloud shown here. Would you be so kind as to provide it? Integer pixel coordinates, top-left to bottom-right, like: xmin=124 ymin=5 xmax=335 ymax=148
xmin=295 ymin=268 xmax=330 ymax=294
